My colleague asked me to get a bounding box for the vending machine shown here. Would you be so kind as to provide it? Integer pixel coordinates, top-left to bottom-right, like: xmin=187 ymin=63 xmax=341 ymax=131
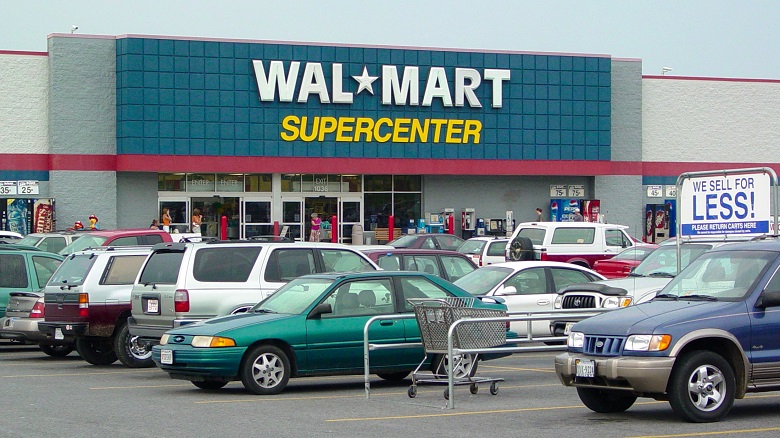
xmin=1 ymin=198 xmax=55 ymax=234
xmin=581 ymin=199 xmax=601 ymax=222
xmin=461 ymin=208 xmax=476 ymax=239
xmin=550 ymin=199 xmax=581 ymax=222
xmin=644 ymin=203 xmax=672 ymax=243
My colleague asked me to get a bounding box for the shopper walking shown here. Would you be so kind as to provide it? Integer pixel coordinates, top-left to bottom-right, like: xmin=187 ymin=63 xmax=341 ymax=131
xmin=191 ymin=208 xmax=203 ymax=234
xmin=310 ymin=213 xmax=321 ymax=242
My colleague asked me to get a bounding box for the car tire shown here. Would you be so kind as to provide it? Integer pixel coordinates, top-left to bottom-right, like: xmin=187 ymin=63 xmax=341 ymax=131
xmin=39 ymin=343 xmax=75 ymax=357
xmin=240 ymin=345 xmax=291 ymax=395
xmin=192 ymin=380 xmax=229 ymax=390
xmin=576 ymin=387 xmax=637 ymax=413
xmin=668 ymin=350 xmax=735 ymax=423
xmin=433 ymin=354 xmax=478 ymax=379
xmin=509 ymin=237 xmax=534 ymax=261
xmin=114 ymin=322 xmax=154 ymax=368
xmin=75 ymin=337 xmax=118 ymax=366
xmin=376 ymin=371 xmax=410 ymax=381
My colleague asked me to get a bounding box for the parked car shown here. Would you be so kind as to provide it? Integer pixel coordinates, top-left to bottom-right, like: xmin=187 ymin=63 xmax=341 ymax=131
xmin=592 ymin=244 xmax=659 ymax=279
xmin=0 ymin=230 xmax=23 ymax=243
xmin=17 ymin=231 xmax=86 ymax=254
xmin=361 ymin=248 xmax=477 ymax=282
xmin=505 ymin=222 xmax=645 ymax=268
xmin=457 ymin=236 xmax=509 ymax=267
xmin=129 ymin=241 xmax=380 ymax=348
xmin=387 ymin=233 xmax=465 ymax=251
xmin=152 ymin=271 xmax=509 ymax=394
xmin=0 ymin=292 xmax=74 ymax=357
xmin=0 ymin=246 xmax=63 ymax=318
xmin=555 ymin=239 xmax=780 ymax=422
xmin=58 ymin=228 xmax=201 ymax=255
xmin=453 ymin=261 xmax=605 ymax=336
xmin=38 ymin=247 xmax=153 ymax=367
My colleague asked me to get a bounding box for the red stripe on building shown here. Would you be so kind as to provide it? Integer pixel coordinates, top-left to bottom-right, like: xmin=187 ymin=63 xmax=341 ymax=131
xmin=642 ymin=162 xmax=780 ymax=177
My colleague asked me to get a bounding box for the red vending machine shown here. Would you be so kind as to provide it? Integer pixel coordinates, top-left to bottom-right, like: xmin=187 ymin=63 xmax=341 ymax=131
xmin=644 ymin=203 xmax=670 ymax=243
xmin=581 ymin=200 xmax=600 ymax=222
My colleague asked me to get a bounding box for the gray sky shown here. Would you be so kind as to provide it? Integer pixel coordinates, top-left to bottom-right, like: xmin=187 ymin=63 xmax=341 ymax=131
xmin=2 ymin=1 xmax=778 ymax=79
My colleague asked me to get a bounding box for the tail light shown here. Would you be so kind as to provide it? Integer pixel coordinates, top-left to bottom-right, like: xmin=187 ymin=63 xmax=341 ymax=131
xmin=78 ymin=293 xmax=89 ymax=317
xmin=540 ymin=248 xmax=548 ymax=261
xmin=174 ymin=289 xmax=190 ymax=312
xmin=31 ymin=300 xmax=45 ymax=318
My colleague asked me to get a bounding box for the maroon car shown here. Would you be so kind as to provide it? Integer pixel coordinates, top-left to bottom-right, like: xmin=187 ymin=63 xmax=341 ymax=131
xmin=592 ymin=245 xmax=659 ymax=279
xmin=386 ymin=233 xmax=465 ymax=251
xmin=360 ymin=248 xmax=477 ymax=283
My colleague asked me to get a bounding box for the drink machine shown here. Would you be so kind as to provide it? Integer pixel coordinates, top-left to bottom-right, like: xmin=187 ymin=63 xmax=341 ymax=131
xmin=581 ymin=200 xmax=600 ymax=222
xmin=462 ymin=208 xmax=475 ymax=239
xmin=644 ymin=203 xmax=672 ymax=243
xmin=476 ymin=218 xmax=486 ymax=236
xmin=550 ymin=199 xmax=581 ymax=222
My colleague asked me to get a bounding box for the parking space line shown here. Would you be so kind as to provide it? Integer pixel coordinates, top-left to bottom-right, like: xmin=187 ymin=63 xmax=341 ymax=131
xmin=1 ymin=369 xmax=159 ymax=378
xmin=479 ymin=365 xmax=557 ymax=373
xmin=626 ymin=427 xmax=780 ymax=438
xmin=91 ymin=383 xmax=190 ymax=390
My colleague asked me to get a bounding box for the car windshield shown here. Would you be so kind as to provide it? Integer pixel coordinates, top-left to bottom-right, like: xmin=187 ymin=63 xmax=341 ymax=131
xmin=252 ymin=277 xmax=335 ymax=314
xmin=454 ymin=266 xmax=513 ymax=295
xmin=632 ymin=244 xmax=711 ymax=277
xmin=457 ymin=240 xmax=486 ymax=254
xmin=388 ymin=235 xmax=419 ymax=247
xmin=48 ymin=254 xmax=97 ymax=287
xmin=611 ymin=246 xmax=657 ymax=261
xmin=658 ymin=250 xmax=775 ymax=301
xmin=59 ymin=235 xmax=107 ymax=255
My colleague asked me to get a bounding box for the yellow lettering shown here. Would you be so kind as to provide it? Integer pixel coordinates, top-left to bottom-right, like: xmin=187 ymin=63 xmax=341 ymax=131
xmin=354 ymin=117 xmax=374 ymax=142
xmin=430 ymin=119 xmax=447 ymax=143
xmin=392 ymin=118 xmax=411 ymax=143
xmin=410 ymin=119 xmax=429 ymax=142
xmin=299 ymin=116 xmax=318 ymax=142
xmin=318 ymin=116 xmax=338 ymax=141
xmin=463 ymin=120 xmax=481 ymax=143
xmin=280 ymin=115 xmax=300 ymax=141
xmin=445 ymin=119 xmax=464 ymax=143
xmin=373 ymin=118 xmax=392 ymax=143
xmin=336 ymin=117 xmax=355 ymax=142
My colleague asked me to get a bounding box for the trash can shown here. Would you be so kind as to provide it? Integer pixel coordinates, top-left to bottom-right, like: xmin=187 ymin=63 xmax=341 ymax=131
xmin=351 ymin=224 xmax=364 ymax=246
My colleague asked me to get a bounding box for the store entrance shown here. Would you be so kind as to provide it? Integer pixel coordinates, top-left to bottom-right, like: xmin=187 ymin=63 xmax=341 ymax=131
xmin=305 ymin=196 xmax=337 ymax=241
xmin=191 ymin=196 xmax=240 ymax=239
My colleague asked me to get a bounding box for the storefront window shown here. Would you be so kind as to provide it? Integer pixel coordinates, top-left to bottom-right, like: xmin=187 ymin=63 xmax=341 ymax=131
xmin=187 ymin=173 xmax=216 ymax=192
xmin=245 ymin=174 xmax=272 ymax=192
xmin=364 ymin=193 xmax=392 ymax=230
xmin=158 ymin=173 xmax=186 ymax=191
xmin=342 ymin=175 xmax=362 ymax=192
xmin=244 ymin=201 xmax=271 ymax=224
xmin=281 ymin=174 xmax=302 ymax=192
xmin=393 ymin=193 xmax=422 ymax=228
xmin=216 ymin=174 xmax=244 ymax=193
xmin=394 ymin=175 xmax=422 ymax=191
xmin=364 ymin=175 xmax=392 ymax=191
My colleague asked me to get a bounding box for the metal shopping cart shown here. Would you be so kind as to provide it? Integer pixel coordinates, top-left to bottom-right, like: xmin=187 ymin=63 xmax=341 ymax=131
xmin=407 ymin=297 xmax=506 ymax=400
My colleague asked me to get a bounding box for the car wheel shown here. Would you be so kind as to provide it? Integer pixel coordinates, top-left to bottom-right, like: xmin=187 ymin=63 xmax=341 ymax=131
xmin=576 ymin=387 xmax=637 ymax=413
xmin=668 ymin=351 xmax=735 ymax=423
xmin=434 ymin=354 xmax=478 ymax=379
xmin=114 ymin=322 xmax=154 ymax=368
xmin=192 ymin=380 xmax=229 ymax=390
xmin=240 ymin=345 xmax=291 ymax=395
xmin=39 ymin=343 xmax=75 ymax=357
xmin=75 ymin=337 xmax=118 ymax=366
xmin=376 ymin=371 xmax=410 ymax=381
xmin=509 ymin=237 xmax=534 ymax=261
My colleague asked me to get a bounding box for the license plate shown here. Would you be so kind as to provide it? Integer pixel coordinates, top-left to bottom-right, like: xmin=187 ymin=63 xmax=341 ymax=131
xmin=564 ymin=322 xmax=576 ymax=335
xmin=54 ymin=328 xmax=64 ymax=340
xmin=576 ymin=359 xmax=595 ymax=378
xmin=160 ymin=349 xmax=173 ymax=365
xmin=4 ymin=318 xmax=15 ymax=329
xmin=146 ymin=299 xmax=159 ymax=313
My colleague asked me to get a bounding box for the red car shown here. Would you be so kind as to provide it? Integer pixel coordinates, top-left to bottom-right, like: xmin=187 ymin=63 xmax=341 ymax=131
xmin=592 ymin=245 xmax=659 ymax=279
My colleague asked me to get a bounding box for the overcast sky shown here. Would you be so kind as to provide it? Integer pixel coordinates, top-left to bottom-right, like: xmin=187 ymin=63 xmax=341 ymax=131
xmin=2 ymin=1 xmax=778 ymax=79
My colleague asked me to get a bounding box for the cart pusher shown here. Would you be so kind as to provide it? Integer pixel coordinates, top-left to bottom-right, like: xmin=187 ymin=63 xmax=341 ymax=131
xmin=407 ymin=297 xmax=506 ymax=400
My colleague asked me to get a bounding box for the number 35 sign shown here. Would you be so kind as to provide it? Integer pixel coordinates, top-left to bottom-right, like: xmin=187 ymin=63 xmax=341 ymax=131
xmin=0 ymin=181 xmax=40 ymax=196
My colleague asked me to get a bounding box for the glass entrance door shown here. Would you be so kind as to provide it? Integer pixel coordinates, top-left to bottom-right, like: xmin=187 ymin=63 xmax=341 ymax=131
xmin=305 ymin=197 xmax=337 ymax=242
xmin=282 ymin=199 xmax=303 ymax=241
xmin=192 ymin=196 xmax=240 ymax=239
xmin=340 ymin=198 xmax=361 ymax=244
xmin=158 ymin=199 xmax=189 ymax=233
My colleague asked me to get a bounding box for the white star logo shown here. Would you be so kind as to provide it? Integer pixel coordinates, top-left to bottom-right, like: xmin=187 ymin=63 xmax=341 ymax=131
xmin=352 ymin=66 xmax=378 ymax=95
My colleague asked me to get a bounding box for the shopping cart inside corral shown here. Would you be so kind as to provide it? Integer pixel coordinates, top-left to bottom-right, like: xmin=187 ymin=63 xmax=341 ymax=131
xmin=407 ymin=297 xmax=506 ymax=400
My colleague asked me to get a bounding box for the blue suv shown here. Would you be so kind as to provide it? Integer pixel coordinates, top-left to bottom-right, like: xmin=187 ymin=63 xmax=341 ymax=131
xmin=555 ymin=239 xmax=780 ymax=422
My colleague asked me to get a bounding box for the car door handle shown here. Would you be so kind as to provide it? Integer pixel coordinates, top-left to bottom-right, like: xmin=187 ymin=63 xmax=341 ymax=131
xmin=537 ymin=299 xmax=550 ymax=305
xmin=380 ymin=320 xmax=395 ymax=326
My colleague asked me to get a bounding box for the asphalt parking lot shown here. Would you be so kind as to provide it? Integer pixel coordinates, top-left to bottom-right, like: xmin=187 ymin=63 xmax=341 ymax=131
xmin=2 ymin=341 xmax=780 ymax=438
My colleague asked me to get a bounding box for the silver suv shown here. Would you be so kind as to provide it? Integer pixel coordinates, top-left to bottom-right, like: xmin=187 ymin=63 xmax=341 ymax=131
xmin=128 ymin=241 xmax=380 ymax=347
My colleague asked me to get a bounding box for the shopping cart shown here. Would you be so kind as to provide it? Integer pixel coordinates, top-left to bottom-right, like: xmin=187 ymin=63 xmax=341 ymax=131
xmin=407 ymin=297 xmax=506 ymax=400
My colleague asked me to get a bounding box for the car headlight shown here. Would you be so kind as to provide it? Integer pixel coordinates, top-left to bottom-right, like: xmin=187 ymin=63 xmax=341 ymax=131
xmin=602 ymin=296 xmax=632 ymax=308
xmin=191 ymin=336 xmax=237 ymax=348
xmin=624 ymin=334 xmax=671 ymax=351
xmin=159 ymin=334 xmax=170 ymax=345
xmin=567 ymin=331 xmax=584 ymax=348
xmin=553 ymin=295 xmax=562 ymax=309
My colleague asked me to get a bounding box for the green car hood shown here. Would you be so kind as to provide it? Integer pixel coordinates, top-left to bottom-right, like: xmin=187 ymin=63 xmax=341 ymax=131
xmin=168 ymin=312 xmax=297 ymax=336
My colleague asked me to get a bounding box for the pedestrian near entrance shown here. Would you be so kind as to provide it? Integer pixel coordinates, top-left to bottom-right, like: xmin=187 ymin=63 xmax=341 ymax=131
xmin=162 ymin=208 xmax=172 ymax=232
xmin=150 ymin=219 xmax=160 ymax=229
xmin=572 ymin=208 xmax=584 ymax=222
xmin=191 ymin=208 xmax=203 ymax=234
xmin=535 ymin=207 xmax=543 ymax=222
xmin=310 ymin=213 xmax=321 ymax=242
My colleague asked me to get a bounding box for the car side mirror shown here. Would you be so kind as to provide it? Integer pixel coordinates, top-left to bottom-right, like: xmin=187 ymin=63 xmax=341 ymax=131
xmin=308 ymin=303 xmax=333 ymax=319
xmin=756 ymin=289 xmax=780 ymax=309
xmin=495 ymin=285 xmax=517 ymax=296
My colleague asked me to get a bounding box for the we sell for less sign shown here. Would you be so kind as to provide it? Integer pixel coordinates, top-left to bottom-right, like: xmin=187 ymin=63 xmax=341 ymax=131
xmin=680 ymin=172 xmax=771 ymax=236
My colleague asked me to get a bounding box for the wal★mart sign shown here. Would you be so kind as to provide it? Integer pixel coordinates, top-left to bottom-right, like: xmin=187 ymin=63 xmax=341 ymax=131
xmin=680 ymin=172 xmax=771 ymax=236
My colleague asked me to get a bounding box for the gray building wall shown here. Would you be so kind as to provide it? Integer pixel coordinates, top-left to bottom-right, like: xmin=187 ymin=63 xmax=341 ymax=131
xmin=117 ymin=172 xmax=159 ymax=229
xmin=47 ymin=35 xmax=119 ymax=229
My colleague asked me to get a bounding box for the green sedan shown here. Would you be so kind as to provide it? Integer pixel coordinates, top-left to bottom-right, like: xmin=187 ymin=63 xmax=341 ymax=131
xmin=152 ymin=271 xmax=508 ymax=395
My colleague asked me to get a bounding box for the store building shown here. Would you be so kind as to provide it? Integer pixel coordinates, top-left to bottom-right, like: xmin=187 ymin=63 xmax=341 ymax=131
xmin=1 ymin=34 xmax=778 ymax=242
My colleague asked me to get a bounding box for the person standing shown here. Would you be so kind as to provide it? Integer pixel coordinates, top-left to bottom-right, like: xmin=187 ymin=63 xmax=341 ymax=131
xmin=191 ymin=208 xmax=203 ymax=234
xmin=535 ymin=207 xmax=544 ymax=222
xmin=150 ymin=219 xmax=160 ymax=229
xmin=572 ymin=208 xmax=584 ymax=222
xmin=161 ymin=207 xmax=172 ymax=232
xmin=310 ymin=212 xmax=322 ymax=242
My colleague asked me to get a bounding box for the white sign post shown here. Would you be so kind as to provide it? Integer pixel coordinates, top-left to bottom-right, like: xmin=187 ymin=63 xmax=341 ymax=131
xmin=678 ymin=169 xmax=775 ymax=237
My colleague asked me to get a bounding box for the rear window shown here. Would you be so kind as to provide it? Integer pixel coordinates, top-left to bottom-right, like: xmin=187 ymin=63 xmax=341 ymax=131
xmin=458 ymin=240 xmax=486 ymax=255
xmin=60 ymin=235 xmax=108 ymax=254
xmin=32 ymin=256 xmax=62 ymax=287
xmin=517 ymin=228 xmax=546 ymax=245
xmin=551 ymin=228 xmax=595 ymax=244
xmin=0 ymin=254 xmax=28 ymax=288
xmin=264 ymin=249 xmax=316 ymax=282
xmin=193 ymin=247 xmax=262 ymax=282
xmin=48 ymin=255 xmax=97 ymax=287
xmin=487 ymin=241 xmax=507 ymax=257
xmin=321 ymin=249 xmax=375 ymax=273
xmin=100 ymin=255 xmax=147 ymax=285
xmin=139 ymin=250 xmax=185 ymax=284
